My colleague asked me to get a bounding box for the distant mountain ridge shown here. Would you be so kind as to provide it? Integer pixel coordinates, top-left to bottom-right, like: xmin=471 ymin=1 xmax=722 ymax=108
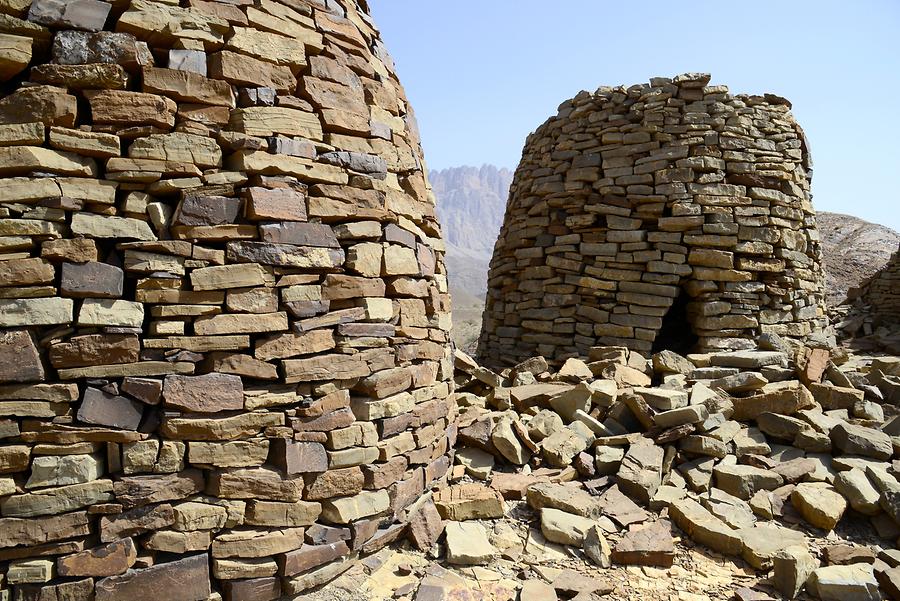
xmin=431 ymin=164 xmax=899 ymax=352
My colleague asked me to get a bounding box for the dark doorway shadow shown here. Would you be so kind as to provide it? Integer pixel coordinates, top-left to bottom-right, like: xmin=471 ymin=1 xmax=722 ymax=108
xmin=652 ymin=290 xmax=698 ymax=355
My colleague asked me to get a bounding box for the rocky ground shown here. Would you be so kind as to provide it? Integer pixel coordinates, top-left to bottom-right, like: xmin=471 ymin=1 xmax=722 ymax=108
xmin=306 ymin=336 xmax=900 ymax=601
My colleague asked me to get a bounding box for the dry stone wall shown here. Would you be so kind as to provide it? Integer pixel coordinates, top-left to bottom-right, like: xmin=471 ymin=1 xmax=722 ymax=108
xmin=856 ymin=243 xmax=900 ymax=319
xmin=478 ymin=74 xmax=827 ymax=369
xmin=0 ymin=0 xmax=456 ymax=599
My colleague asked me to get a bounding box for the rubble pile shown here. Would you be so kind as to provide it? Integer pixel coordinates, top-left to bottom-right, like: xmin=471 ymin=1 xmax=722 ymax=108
xmin=0 ymin=0 xmax=456 ymax=599
xmin=478 ymin=74 xmax=827 ymax=368
xmin=436 ymin=337 xmax=900 ymax=600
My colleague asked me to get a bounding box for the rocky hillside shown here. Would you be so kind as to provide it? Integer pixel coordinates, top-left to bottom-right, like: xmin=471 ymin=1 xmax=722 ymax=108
xmin=432 ymin=166 xmax=900 ymax=353
xmin=818 ymin=212 xmax=900 ymax=305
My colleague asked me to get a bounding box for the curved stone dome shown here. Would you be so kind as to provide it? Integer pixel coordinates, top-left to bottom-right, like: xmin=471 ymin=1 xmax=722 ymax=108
xmin=0 ymin=0 xmax=454 ymax=598
xmin=478 ymin=74 xmax=826 ymax=368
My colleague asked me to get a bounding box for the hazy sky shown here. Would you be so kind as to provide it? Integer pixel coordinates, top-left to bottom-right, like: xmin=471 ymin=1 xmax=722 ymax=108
xmin=370 ymin=1 xmax=900 ymax=231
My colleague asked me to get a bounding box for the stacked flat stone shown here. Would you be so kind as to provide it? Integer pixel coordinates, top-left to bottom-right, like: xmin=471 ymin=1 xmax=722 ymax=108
xmin=856 ymin=243 xmax=900 ymax=319
xmin=0 ymin=1 xmax=455 ymax=599
xmin=478 ymin=74 xmax=827 ymax=369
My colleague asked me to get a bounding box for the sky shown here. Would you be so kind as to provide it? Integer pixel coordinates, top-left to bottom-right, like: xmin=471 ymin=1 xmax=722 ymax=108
xmin=370 ymin=0 xmax=900 ymax=231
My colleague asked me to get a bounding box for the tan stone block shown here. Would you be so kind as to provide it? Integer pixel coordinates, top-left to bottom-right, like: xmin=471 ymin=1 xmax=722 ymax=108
xmin=0 ymin=145 xmax=97 ymax=177
xmin=71 ymin=213 xmax=156 ymax=240
xmin=206 ymin=467 xmax=303 ymax=502
xmin=244 ymin=500 xmax=322 ymax=527
xmin=229 ymin=107 xmax=322 ymax=140
xmin=212 ymin=527 xmax=304 ymax=558
xmin=0 ymin=480 xmax=114 ymax=517
xmin=346 ymin=242 xmax=382 ymax=277
xmin=187 ymin=440 xmax=270 ymax=468
xmin=254 ymin=329 xmax=335 ymax=362
xmin=208 ymin=50 xmax=296 ymax=91
xmin=227 ymin=150 xmax=347 ymax=184
xmin=173 ymin=501 xmax=228 ymax=531
xmin=144 ymin=529 xmax=212 ymax=553
xmin=0 ymin=33 xmax=31 ymax=81
xmin=129 ymin=132 xmax=221 ymax=168
xmin=382 ymin=244 xmax=420 ymax=276
xmin=0 ymin=297 xmax=73 ymax=327
xmin=226 ymin=26 xmax=306 ymax=70
xmin=7 ymin=558 xmax=53 ymax=584
xmin=212 ymin=557 xmax=278 ymax=580
xmin=142 ymin=67 xmax=235 ymax=107
xmin=49 ymin=127 xmax=119 ymax=158
xmin=85 ymin=89 xmax=176 ymax=128
xmin=320 ymin=490 xmax=389 ymax=524
xmin=0 ymin=122 xmax=43 ymax=146
xmin=77 ymin=299 xmax=144 ymax=327
xmin=0 ymin=257 xmax=54 ymax=287
xmin=161 ymin=412 xmax=283 ymax=441
xmin=0 ymin=86 xmax=77 ymax=128
xmin=194 ymin=311 xmax=288 ymax=335
xmin=190 ymin=263 xmax=266 ymax=291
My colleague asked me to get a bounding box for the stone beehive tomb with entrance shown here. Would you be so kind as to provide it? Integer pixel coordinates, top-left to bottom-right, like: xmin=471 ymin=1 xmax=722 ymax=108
xmin=478 ymin=74 xmax=827 ymax=369
xmin=0 ymin=0 xmax=455 ymax=599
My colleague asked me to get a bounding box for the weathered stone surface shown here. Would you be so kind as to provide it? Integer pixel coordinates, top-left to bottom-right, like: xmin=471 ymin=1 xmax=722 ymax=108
xmin=0 ymin=330 xmax=44 ymax=383
xmin=611 ymin=520 xmax=676 ymax=567
xmin=94 ymin=554 xmax=211 ymax=601
xmin=831 ymin=421 xmax=893 ymax=460
xmin=669 ymin=498 xmax=742 ymax=556
xmin=791 ymin=483 xmax=847 ymax=531
xmin=617 ymin=442 xmax=663 ymax=505
xmin=320 ymin=490 xmax=389 ymax=524
xmin=434 ymin=484 xmax=504 ymax=521
xmin=444 ymin=521 xmax=496 ymax=566
xmin=77 ymin=387 xmax=144 ymax=430
xmin=57 ymin=538 xmax=137 ymax=577
xmin=1 ymin=480 xmax=113 ymax=517
xmin=808 ymin=564 xmax=881 ymax=601
xmin=50 ymin=334 xmax=139 ymax=369
xmin=163 ymin=373 xmax=243 ymax=413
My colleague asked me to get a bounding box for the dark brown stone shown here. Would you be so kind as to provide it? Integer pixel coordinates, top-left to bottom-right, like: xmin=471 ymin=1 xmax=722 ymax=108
xmin=291 ymin=407 xmax=355 ymax=432
xmin=361 ymin=456 xmax=407 ymax=490
xmin=611 ymin=520 xmax=676 ymax=567
xmin=305 ymin=524 xmax=351 ymax=545
xmin=163 ymin=373 xmax=244 ymax=413
xmin=360 ymin=523 xmax=406 ymax=554
xmin=175 ymin=194 xmax=242 ymax=226
xmin=0 ymin=330 xmax=44 ymax=383
xmin=224 ymin=577 xmax=281 ymax=601
xmin=57 ymin=537 xmax=137 ymax=577
xmin=113 ymin=471 xmax=204 ymax=509
xmin=243 ymin=187 xmax=307 ymax=222
xmin=120 ymin=377 xmax=163 ymax=404
xmin=270 ymin=439 xmax=328 ymax=474
xmin=279 ymin=540 xmax=349 ymax=576
xmin=259 ymin=222 xmax=339 ymax=248
xmin=50 ymin=334 xmax=139 ymax=369
xmin=94 ymin=554 xmax=211 ymax=601
xmin=99 ymin=503 xmax=175 ymax=542
xmin=61 ymin=261 xmax=124 ymax=298
xmin=77 ymin=387 xmax=144 ymax=430
xmin=407 ymin=498 xmax=443 ymax=551
xmin=384 ymin=223 xmax=416 ymax=248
